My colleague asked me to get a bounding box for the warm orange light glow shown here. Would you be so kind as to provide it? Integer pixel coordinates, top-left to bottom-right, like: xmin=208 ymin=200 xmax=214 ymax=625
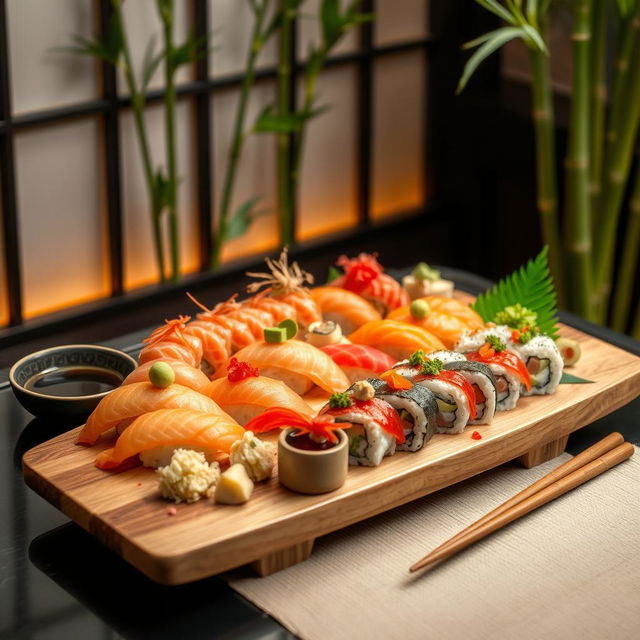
xmin=371 ymin=175 xmax=425 ymax=220
xmin=296 ymin=213 xmax=359 ymax=242
xmin=23 ymin=285 xmax=110 ymax=321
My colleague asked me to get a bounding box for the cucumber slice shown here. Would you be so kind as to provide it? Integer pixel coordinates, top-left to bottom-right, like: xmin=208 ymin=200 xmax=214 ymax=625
xmin=278 ymin=318 xmax=298 ymax=339
xmin=436 ymin=398 xmax=456 ymax=413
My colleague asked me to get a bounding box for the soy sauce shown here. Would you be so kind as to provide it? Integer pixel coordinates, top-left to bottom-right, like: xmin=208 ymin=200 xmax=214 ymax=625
xmin=285 ymin=431 xmax=336 ymax=451
xmin=25 ymin=366 xmax=122 ymax=397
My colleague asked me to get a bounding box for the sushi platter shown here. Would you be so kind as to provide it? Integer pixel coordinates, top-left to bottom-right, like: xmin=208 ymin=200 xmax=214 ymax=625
xmin=21 ymin=251 xmax=640 ymax=584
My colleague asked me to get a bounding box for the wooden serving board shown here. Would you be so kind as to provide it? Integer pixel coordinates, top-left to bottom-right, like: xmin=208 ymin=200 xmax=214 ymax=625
xmin=23 ymin=324 xmax=640 ymax=585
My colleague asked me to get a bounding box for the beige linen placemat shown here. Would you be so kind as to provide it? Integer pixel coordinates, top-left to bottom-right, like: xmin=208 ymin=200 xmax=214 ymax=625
xmin=226 ymin=448 xmax=640 ymax=640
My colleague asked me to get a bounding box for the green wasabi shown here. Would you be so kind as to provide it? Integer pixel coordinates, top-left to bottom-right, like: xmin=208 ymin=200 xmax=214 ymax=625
xmin=149 ymin=361 xmax=175 ymax=388
xmin=264 ymin=326 xmax=287 ymax=344
xmin=412 ymin=262 xmax=440 ymax=282
xmin=494 ymin=303 xmax=538 ymax=330
xmin=409 ymin=299 xmax=430 ymax=320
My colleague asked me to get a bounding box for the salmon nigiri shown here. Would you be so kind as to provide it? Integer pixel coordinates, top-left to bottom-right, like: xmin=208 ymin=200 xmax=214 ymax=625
xmin=184 ymin=320 xmax=231 ymax=374
xmin=348 ymin=319 xmax=445 ymax=361
xmin=214 ymin=339 xmax=350 ymax=395
xmin=76 ymin=381 xmax=224 ymax=445
xmin=330 ymin=253 xmax=409 ymax=315
xmin=311 ymin=286 xmax=381 ymax=334
xmin=243 ymin=290 xmax=296 ymax=324
xmin=95 ymin=408 xmax=244 ymax=470
xmin=138 ymin=316 xmax=203 ymax=368
xmin=246 ymin=248 xmax=322 ymax=329
xmin=387 ymin=302 xmax=471 ymax=349
xmin=122 ymin=360 xmax=211 ymax=392
xmin=204 ymin=369 xmax=314 ymax=425
xmin=418 ymin=296 xmax=484 ymax=331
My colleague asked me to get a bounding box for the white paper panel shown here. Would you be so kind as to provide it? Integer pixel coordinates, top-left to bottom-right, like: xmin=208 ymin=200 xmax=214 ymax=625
xmin=117 ymin=0 xmax=191 ymax=96
xmin=374 ymin=0 xmax=428 ymax=47
xmin=212 ymin=81 xmax=279 ymax=262
xmin=15 ymin=119 xmax=108 ymax=318
xmin=298 ymin=65 xmax=358 ymax=240
xmin=297 ymin=0 xmax=359 ymax=62
xmin=7 ymin=0 xmax=96 ymax=115
xmin=121 ymin=100 xmax=198 ymax=289
xmin=210 ymin=0 xmax=278 ymax=77
xmin=372 ymin=50 xmax=425 ymax=219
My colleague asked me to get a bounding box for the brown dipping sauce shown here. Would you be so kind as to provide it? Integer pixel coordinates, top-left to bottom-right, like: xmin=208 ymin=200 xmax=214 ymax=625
xmin=285 ymin=431 xmax=337 ymax=451
xmin=24 ymin=366 xmax=123 ymax=397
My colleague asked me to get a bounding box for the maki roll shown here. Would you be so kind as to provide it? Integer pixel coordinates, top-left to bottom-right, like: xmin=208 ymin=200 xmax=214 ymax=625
xmin=368 ymin=378 xmax=437 ymax=452
xmin=320 ymin=382 xmax=405 ymax=467
xmin=465 ymin=336 xmax=531 ymax=411
xmin=513 ymin=334 xmax=563 ymax=395
xmin=442 ymin=360 xmax=497 ymax=425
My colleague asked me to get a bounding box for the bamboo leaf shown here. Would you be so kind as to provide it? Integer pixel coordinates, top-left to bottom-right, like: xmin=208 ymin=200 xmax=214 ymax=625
xmin=254 ymin=106 xmax=312 ymax=133
xmin=559 ymin=372 xmax=594 ymax=384
xmin=474 ymin=0 xmax=518 ymax=24
xmin=326 ymin=266 xmax=341 ymax=283
xmin=141 ymin=35 xmax=163 ymax=93
xmin=457 ymin=27 xmax=525 ymax=93
xmin=320 ymin=0 xmax=343 ymax=48
xmin=225 ymin=197 xmax=264 ymax=241
xmin=521 ymin=23 xmax=547 ymax=52
xmin=471 ymin=246 xmax=560 ymax=339
xmin=617 ymin=0 xmax=637 ymax=17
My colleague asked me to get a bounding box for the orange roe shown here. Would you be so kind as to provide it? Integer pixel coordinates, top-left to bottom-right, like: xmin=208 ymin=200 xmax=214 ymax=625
xmin=227 ymin=357 xmax=259 ymax=382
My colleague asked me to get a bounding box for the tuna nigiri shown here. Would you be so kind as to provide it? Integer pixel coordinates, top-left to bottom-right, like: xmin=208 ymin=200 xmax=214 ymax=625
xmin=204 ymin=374 xmax=314 ymax=425
xmin=246 ymin=248 xmax=322 ymax=329
xmin=331 ymin=253 xmax=409 ymax=314
xmin=95 ymin=408 xmax=245 ymax=470
xmin=214 ymin=339 xmax=350 ymax=396
xmin=311 ymin=286 xmax=381 ymax=334
xmin=387 ymin=302 xmax=471 ymax=349
xmin=122 ymin=360 xmax=211 ymax=392
xmin=138 ymin=316 xmax=203 ymax=369
xmin=418 ymin=296 xmax=484 ymax=331
xmin=348 ymin=320 xmax=445 ymax=361
xmin=76 ymin=381 xmax=224 ymax=445
xmin=320 ymin=343 xmax=395 ymax=384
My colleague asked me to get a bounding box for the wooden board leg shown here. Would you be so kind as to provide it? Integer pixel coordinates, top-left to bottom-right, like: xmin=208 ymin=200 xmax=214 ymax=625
xmin=518 ymin=435 xmax=569 ymax=469
xmin=253 ymin=539 xmax=315 ymax=577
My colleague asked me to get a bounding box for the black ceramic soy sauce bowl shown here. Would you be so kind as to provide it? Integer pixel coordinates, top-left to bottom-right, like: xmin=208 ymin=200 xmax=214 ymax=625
xmin=9 ymin=345 xmax=137 ymax=422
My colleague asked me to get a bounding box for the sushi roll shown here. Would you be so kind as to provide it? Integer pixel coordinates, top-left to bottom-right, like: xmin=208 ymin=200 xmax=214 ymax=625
xmin=442 ymin=360 xmax=497 ymax=425
xmin=320 ymin=382 xmax=405 ymax=466
xmin=368 ymin=378 xmax=437 ymax=452
xmin=320 ymin=343 xmax=396 ymax=384
xmin=465 ymin=336 xmax=531 ymax=411
xmin=454 ymin=325 xmax=514 ymax=354
xmin=514 ymin=335 xmax=563 ymax=395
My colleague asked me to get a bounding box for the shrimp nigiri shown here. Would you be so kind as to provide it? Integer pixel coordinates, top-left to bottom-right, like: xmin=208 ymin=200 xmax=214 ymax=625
xmin=311 ymin=286 xmax=381 ymax=334
xmin=76 ymin=381 xmax=224 ymax=445
xmin=214 ymin=339 xmax=350 ymax=395
xmin=138 ymin=316 xmax=203 ymax=368
xmin=95 ymin=408 xmax=244 ymax=470
xmin=348 ymin=319 xmax=445 ymax=361
xmin=246 ymin=248 xmax=322 ymax=329
xmin=122 ymin=359 xmax=211 ymax=392
xmin=331 ymin=253 xmax=409 ymax=315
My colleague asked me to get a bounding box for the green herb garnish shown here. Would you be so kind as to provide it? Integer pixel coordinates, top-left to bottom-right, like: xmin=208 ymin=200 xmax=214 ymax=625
xmin=472 ymin=247 xmax=559 ymax=340
xmin=408 ymin=350 xmax=427 ymax=367
xmin=517 ymin=326 xmax=541 ymax=344
xmin=486 ymin=335 xmax=506 ymax=352
xmin=421 ymin=358 xmax=444 ymax=376
xmin=494 ymin=303 xmax=538 ymax=330
xmin=412 ymin=262 xmax=440 ymax=282
xmin=329 ymin=392 xmax=352 ymax=409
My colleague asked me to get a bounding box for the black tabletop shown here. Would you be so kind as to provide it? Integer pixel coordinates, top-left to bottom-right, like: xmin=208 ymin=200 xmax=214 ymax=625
xmin=2 ymin=268 xmax=639 ymax=640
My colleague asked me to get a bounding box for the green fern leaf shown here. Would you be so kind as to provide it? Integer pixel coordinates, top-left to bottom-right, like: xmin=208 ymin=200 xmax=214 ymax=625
xmin=471 ymin=246 xmax=559 ymax=339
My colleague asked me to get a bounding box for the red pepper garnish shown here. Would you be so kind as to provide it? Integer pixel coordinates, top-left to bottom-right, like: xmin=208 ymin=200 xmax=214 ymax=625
xmin=471 ymin=431 xmax=482 ymax=440
xmin=468 ymin=349 xmax=532 ymax=391
xmin=336 ymin=253 xmax=383 ymax=294
xmin=511 ymin=329 xmax=521 ymax=343
xmin=227 ymin=357 xmax=259 ymax=382
xmin=478 ymin=342 xmax=495 ymax=358
xmin=245 ymin=408 xmax=348 ymax=443
xmin=415 ymin=369 xmax=477 ymax=421
xmin=379 ymin=370 xmax=413 ymax=390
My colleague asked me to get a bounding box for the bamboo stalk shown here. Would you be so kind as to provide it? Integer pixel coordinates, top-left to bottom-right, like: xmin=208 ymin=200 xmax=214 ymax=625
xmin=210 ymin=1 xmax=269 ymax=267
xmin=564 ymin=0 xmax=594 ymax=320
xmin=113 ymin=1 xmax=166 ymax=282
xmin=159 ymin=0 xmax=180 ymax=281
xmin=529 ymin=40 xmax=564 ymax=306
xmin=593 ymin=17 xmax=640 ymax=317
xmin=610 ymin=160 xmax=640 ymax=331
xmin=277 ymin=0 xmax=295 ymax=247
xmin=589 ymin=0 xmax=607 ymax=213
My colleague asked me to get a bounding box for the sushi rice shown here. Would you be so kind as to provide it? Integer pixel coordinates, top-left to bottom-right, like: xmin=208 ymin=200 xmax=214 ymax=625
xmin=442 ymin=359 xmax=497 ymax=425
xmin=515 ymin=335 xmax=563 ymax=395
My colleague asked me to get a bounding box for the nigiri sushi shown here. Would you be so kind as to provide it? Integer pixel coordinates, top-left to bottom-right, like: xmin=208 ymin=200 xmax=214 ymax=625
xmin=243 ymin=290 xmax=296 ymax=324
xmin=348 ymin=319 xmax=445 ymax=361
xmin=330 ymin=253 xmax=409 ymax=314
xmin=419 ymin=296 xmax=484 ymax=331
xmin=387 ymin=301 xmax=471 ymax=349
xmin=246 ymin=248 xmax=322 ymax=329
xmin=122 ymin=360 xmax=211 ymax=393
xmin=138 ymin=316 xmax=203 ymax=368
xmin=214 ymin=339 xmax=350 ymax=396
xmin=320 ymin=343 xmax=395 ymax=384
xmin=95 ymin=408 xmax=244 ymax=470
xmin=204 ymin=373 xmax=314 ymax=425
xmin=183 ymin=319 xmax=231 ymax=375
xmin=76 ymin=381 xmax=224 ymax=445
xmin=310 ymin=286 xmax=381 ymax=334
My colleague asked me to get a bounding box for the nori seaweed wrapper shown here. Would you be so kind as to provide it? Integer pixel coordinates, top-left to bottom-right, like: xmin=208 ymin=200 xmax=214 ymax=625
xmin=443 ymin=360 xmax=497 ymax=391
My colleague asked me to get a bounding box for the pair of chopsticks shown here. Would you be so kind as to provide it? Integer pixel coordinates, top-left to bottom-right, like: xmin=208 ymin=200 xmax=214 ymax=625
xmin=410 ymin=432 xmax=634 ymax=573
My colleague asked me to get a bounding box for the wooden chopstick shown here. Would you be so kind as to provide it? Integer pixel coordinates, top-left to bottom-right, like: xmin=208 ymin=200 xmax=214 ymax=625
xmin=409 ymin=435 xmax=634 ymax=573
